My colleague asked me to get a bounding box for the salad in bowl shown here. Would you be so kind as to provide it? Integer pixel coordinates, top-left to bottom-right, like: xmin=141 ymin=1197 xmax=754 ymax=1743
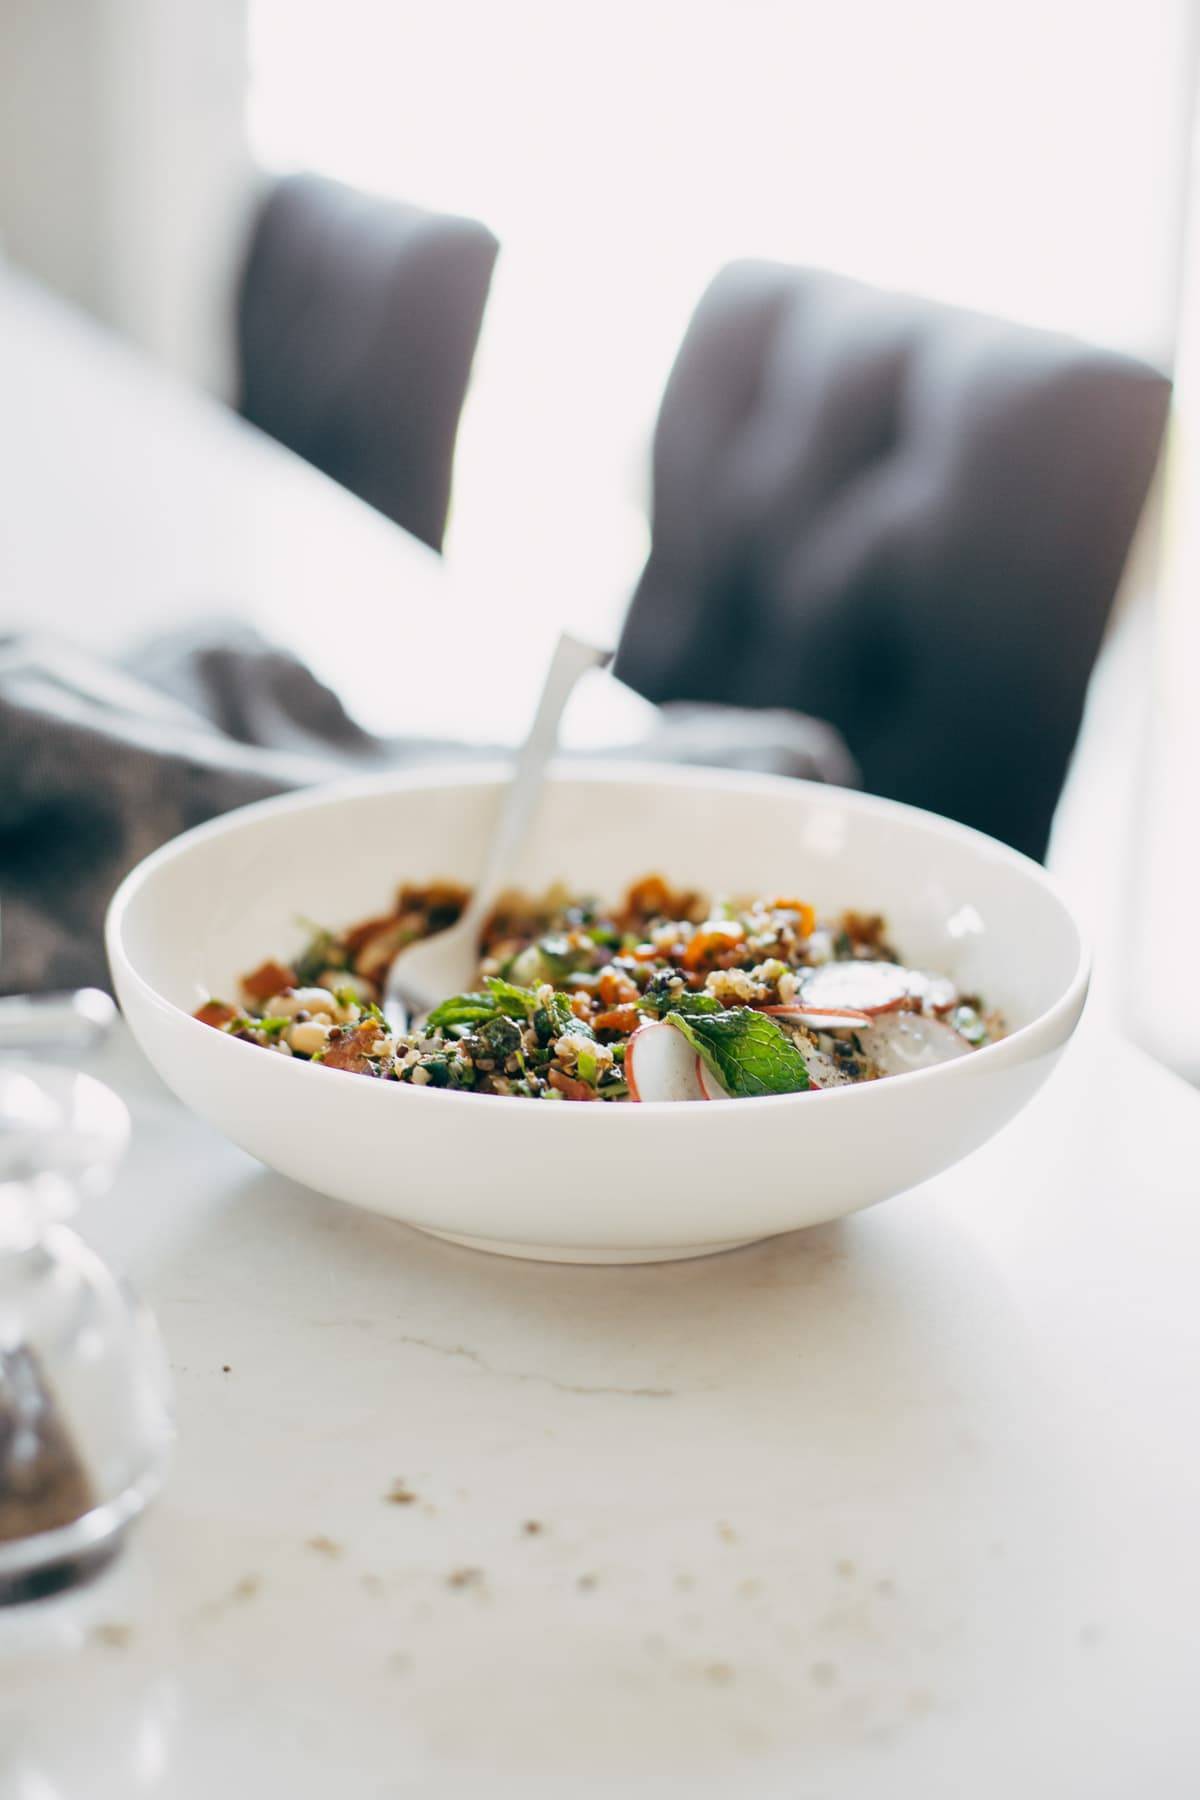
xmin=195 ymin=875 xmax=1003 ymax=1104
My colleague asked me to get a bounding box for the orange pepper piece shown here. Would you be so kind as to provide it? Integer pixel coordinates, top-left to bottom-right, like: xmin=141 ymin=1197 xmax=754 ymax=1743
xmin=771 ymin=899 xmax=816 ymax=937
xmin=681 ymin=922 xmax=744 ymax=971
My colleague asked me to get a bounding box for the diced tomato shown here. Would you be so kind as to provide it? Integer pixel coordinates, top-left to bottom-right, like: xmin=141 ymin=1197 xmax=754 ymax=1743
xmin=548 ymin=1068 xmax=596 ymax=1102
xmin=195 ymin=999 xmax=237 ymax=1029
xmin=241 ymin=960 xmax=296 ymax=1003
xmin=593 ymin=1004 xmax=641 ymax=1034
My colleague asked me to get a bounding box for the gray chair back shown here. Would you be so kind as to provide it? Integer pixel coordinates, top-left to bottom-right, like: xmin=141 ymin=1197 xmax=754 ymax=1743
xmin=237 ymin=172 xmax=498 ymax=550
xmin=614 ymin=263 xmax=1170 ymax=858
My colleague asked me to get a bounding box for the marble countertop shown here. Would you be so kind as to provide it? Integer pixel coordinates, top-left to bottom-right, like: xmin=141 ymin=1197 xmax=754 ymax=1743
xmin=4 ymin=1004 xmax=1200 ymax=1798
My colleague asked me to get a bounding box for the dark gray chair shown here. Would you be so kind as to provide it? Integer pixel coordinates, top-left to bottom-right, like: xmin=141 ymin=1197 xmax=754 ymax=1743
xmin=236 ymin=173 xmax=499 ymax=551
xmin=614 ymin=263 xmax=1171 ymax=859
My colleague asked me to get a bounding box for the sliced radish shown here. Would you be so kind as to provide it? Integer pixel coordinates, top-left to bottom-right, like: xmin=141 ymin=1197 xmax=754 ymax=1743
xmin=797 ymin=961 xmax=911 ymax=1015
xmin=859 ymin=1011 xmax=972 ymax=1077
xmin=764 ymin=1003 xmax=873 ymax=1032
xmin=626 ymin=1021 xmax=708 ymax=1102
xmin=696 ymin=1056 xmax=730 ymax=1101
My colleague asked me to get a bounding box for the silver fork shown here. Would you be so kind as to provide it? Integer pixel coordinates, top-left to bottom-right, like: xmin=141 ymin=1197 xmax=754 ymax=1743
xmin=383 ymin=631 xmax=611 ymax=1033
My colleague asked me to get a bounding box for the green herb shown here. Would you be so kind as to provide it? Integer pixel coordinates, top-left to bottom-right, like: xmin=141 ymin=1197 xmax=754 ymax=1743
xmin=668 ymin=991 xmax=722 ymax=1017
xmin=665 ymin=1007 xmax=810 ymax=1097
xmin=640 ymin=979 xmax=722 ymax=1020
xmin=255 ymin=1016 xmax=291 ymax=1039
xmin=537 ymin=933 xmax=574 ymax=969
xmin=576 ymin=1045 xmax=599 ymax=1085
xmin=483 ymin=976 xmax=540 ymax=1017
xmin=293 ymin=920 xmax=344 ymax=985
xmin=549 ymin=991 xmax=594 ymax=1038
xmin=478 ymin=1015 xmax=523 ymax=1059
xmin=508 ymin=944 xmax=553 ymax=986
xmin=424 ymin=991 xmax=502 ymax=1030
xmin=639 ymin=969 xmax=687 ymax=1016
xmin=598 ymin=1080 xmax=629 ymax=1100
xmin=532 ymin=1005 xmax=556 ymax=1045
xmin=508 ymin=935 xmax=593 ymax=984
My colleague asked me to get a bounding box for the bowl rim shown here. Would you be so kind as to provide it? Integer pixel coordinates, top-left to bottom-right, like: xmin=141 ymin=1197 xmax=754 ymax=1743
xmin=105 ymin=759 xmax=1091 ymax=1116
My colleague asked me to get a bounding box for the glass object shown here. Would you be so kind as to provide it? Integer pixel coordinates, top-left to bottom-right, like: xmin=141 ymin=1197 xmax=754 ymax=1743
xmin=0 ymin=1063 xmax=172 ymax=1604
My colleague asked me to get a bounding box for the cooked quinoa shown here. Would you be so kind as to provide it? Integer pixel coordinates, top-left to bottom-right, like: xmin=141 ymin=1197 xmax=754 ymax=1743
xmin=194 ymin=875 xmax=1003 ymax=1101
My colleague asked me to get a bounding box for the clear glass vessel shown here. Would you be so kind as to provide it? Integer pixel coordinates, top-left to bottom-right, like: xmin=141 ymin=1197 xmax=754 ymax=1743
xmin=0 ymin=1063 xmax=172 ymax=1604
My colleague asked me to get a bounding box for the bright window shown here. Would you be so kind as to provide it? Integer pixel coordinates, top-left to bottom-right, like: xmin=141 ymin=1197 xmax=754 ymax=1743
xmin=249 ymin=1 xmax=1195 ymax=641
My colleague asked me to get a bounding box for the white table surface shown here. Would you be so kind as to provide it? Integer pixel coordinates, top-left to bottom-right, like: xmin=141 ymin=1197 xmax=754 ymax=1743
xmin=3 ymin=272 xmax=1199 ymax=1799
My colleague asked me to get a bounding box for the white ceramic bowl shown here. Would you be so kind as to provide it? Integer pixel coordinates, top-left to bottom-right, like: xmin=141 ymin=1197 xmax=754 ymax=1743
xmin=106 ymin=763 xmax=1088 ymax=1263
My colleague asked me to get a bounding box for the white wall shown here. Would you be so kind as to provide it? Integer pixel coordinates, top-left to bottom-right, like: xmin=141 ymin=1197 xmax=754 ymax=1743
xmin=0 ymin=0 xmax=252 ymax=396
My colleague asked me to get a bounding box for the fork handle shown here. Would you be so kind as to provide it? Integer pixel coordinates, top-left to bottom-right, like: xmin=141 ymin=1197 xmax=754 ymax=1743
xmin=458 ymin=632 xmax=611 ymax=938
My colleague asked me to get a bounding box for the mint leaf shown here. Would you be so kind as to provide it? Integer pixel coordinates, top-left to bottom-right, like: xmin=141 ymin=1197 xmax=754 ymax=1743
xmin=668 ymin=991 xmax=722 ymax=1017
xmin=639 ymin=974 xmax=722 ymax=1019
xmin=666 ymin=1007 xmax=810 ymax=1097
xmin=483 ymin=976 xmax=539 ymax=1017
xmin=425 ymin=991 xmax=503 ymax=1030
xmin=428 ymin=977 xmax=542 ymax=1032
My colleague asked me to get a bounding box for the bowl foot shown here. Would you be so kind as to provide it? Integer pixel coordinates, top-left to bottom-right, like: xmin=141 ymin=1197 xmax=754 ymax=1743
xmin=411 ymin=1226 xmax=766 ymax=1265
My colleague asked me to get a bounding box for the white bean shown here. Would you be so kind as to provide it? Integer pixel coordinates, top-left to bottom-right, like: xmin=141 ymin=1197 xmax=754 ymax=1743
xmin=287 ymin=1019 xmax=332 ymax=1057
xmin=263 ymin=987 xmax=339 ymax=1020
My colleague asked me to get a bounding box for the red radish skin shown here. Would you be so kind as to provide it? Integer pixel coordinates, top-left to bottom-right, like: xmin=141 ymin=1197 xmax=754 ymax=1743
xmin=904 ymin=969 xmax=959 ymax=1013
xmin=626 ymin=1021 xmax=709 ymax=1102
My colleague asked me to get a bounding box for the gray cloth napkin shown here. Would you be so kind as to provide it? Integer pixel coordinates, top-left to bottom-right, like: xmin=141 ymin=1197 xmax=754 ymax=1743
xmin=0 ymin=626 xmax=854 ymax=994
